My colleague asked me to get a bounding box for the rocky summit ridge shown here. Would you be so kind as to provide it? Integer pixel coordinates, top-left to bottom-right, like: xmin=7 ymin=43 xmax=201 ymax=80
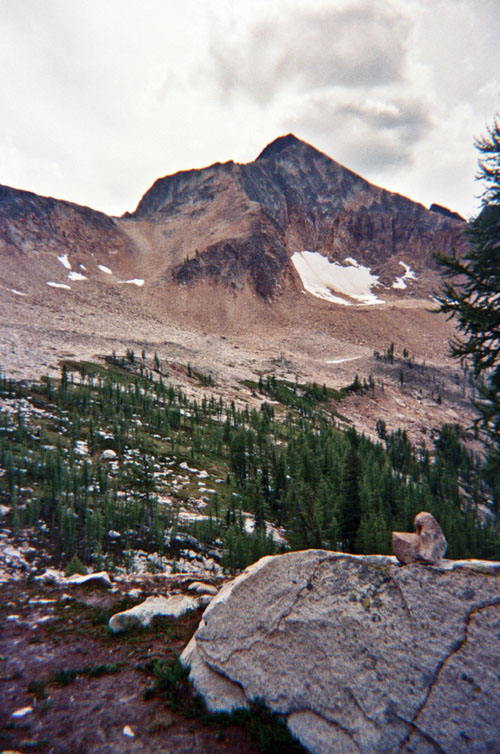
xmin=1 ymin=133 xmax=466 ymax=305
xmin=124 ymin=132 xmax=465 ymax=300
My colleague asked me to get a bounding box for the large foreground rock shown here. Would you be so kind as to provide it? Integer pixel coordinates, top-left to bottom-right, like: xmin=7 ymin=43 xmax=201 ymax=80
xmin=181 ymin=551 xmax=500 ymax=754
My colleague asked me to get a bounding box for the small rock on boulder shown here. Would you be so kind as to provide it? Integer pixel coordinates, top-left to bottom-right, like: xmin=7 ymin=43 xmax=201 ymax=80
xmin=393 ymin=511 xmax=447 ymax=565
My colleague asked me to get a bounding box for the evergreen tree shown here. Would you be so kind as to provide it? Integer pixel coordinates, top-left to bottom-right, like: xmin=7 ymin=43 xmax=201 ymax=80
xmin=230 ymin=428 xmax=247 ymax=487
xmin=339 ymin=438 xmax=362 ymax=552
xmin=436 ymin=113 xmax=500 ymax=470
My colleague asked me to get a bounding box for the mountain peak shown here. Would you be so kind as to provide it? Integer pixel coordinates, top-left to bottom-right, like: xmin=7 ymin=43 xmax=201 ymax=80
xmin=256 ymin=133 xmax=304 ymax=161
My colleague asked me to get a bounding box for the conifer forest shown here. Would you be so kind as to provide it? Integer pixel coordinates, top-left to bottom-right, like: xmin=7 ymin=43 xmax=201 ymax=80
xmin=1 ymin=350 xmax=499 ymax=576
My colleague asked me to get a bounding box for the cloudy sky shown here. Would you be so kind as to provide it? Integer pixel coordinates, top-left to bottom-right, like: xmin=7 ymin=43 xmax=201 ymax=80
xmin=1 ymin=0 xmax=499 ymax=219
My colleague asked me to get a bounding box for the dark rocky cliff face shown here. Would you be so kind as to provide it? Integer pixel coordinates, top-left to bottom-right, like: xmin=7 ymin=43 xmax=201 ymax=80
xmin=171 ymin=231 xmax=289 ymax=300
xmin=130 ymin=134 xmax=467 ymax=299
xmin=429 ymin=203 xmax=466 ymax=222
xmin=0 ymin=184 xmax=131 ymax=260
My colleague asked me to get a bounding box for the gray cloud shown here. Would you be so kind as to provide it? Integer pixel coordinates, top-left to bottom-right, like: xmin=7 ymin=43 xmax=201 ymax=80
xmin=207 ymin=1 xmax=410 ymax=105
xmin=0 ymin=0 xmax=497 ymax=219
xmin=286 ymin=95 xmax=433 ymax=173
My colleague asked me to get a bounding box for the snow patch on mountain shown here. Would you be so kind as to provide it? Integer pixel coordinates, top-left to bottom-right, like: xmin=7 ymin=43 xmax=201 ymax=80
xmin=392 ymin=261 xmax=417 ymax=290
xmin=46 ymin=282 xmax=71 ymax=290
xmin=98 ymin=265 xmax=112 ymax=274
xmin=291 ymin=251 xmax=384 ymax=305
xmin=118 ymin=279 xmax=144 ymax=287
xmin=68 ymin=271 xmax=87 ymax=281
xmin=57 ymin=254 xmax=71 ymax=270
xmin=326 ymin=356 xmax=363 ymax=364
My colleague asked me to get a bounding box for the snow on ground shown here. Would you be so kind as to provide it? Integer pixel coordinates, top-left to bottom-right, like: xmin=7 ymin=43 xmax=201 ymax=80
xmin=10 ymin=289 xmax=27 ymax=297
xmin=326 ymin=356 xmax=363 ymax=364
xmin=118 ymin=279 xmax=144 ymax=287
xmin=46 ymin=282 xmax=71 ymax=290
xmin=291 ymin=251 xmax=384 ymax=305
xmin=98 ymin=265 xmax=112 ymax=274
xmin=392 ymin=261 xmax=417 ymax=290
xmin=57 ymin=254 xmax=71 ymax=270
xmin=68 ymin=271 xmax=87 ymax=281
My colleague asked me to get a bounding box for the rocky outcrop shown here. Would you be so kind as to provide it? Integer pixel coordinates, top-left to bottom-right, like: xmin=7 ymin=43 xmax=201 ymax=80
xmin=429 ymin=203 xmax=465 ymax=222
xmin=171 ymin=230 xmax=289 ymax=300
xmin=182 ymin=550 xmax=500 ymax=754
xmin=109 ymin=594 xmax=199 ymax=633
xmin=0 ymin=184 xmax=132 ymax=261
xmin=64 ymin=571 xmax=112 ymax=588
xmin=187 ymin=581 xmax=218 ymax=596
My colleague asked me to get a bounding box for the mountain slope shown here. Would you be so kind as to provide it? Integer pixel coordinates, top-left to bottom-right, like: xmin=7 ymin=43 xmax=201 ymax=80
xmin=122 ymin=134 xmax=466 ymax=301
xmin=0 ymin=135 xmax=468 ymax=406
xmin=0 ymin=184 xmax=132 ymax=261
xmin=0 ymin=135 xmax=466 ymax=307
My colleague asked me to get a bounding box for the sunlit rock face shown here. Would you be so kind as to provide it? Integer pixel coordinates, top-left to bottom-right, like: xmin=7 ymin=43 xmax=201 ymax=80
xmin=182 ymin=550 xmax=500 ymax=754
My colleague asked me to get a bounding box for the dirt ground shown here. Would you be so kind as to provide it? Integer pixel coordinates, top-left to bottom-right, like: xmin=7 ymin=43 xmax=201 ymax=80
xmin=0 ymin=576 xmax=263 ymax=754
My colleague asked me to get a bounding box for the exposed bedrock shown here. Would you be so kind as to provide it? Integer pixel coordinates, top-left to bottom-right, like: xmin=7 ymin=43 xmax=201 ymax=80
xmin=182 ymin=550 xmax=500 ymax=754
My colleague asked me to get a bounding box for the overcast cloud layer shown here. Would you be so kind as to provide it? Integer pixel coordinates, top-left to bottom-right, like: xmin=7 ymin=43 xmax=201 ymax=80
xmin=0 ymin=0 xmax=499 ymax=218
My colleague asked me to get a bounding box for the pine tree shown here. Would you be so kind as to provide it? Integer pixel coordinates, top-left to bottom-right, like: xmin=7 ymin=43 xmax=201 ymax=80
xmin=339 ymin=438 xmax=362 ymax=552
xmin=230 ymin=428 xmax=247 ymax=487
xmin=436 ymin=114 xmax=500 ymax=470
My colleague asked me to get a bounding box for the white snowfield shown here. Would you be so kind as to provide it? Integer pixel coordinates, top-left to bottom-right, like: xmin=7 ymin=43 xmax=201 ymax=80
xmin=326 ymin=356 xmax=363 ymax=364
xmin=292 ymin=251 xmax=384 ymax=305
xmin=98 ymin=265 xmax=112 ymax=274
xmin=118 ymin=278 xmax=144 ymax=287
xmin=392 ymin=261 xmax=417 ymax=289
xmin=57 ymin=253 xmax=71 ymax=270
xmin=46 ymin=281 xmax=71 ymax=290
xmin=68 ymin=271 xmax=87 ymax=281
